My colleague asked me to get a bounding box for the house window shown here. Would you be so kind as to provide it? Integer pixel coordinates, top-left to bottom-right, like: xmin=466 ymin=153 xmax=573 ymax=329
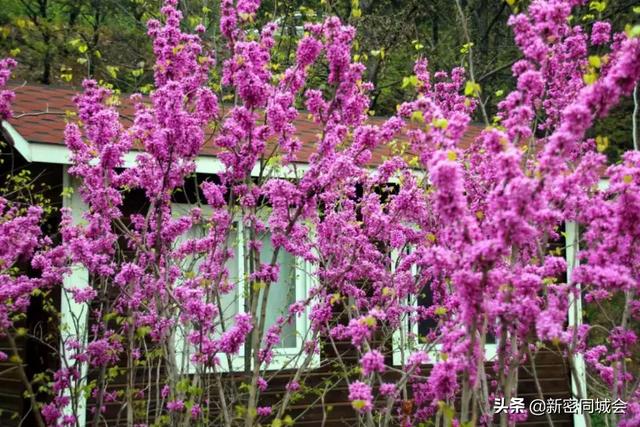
xmin=391 ymin=248 xmax=498 ymax=366
xmin=392 ymin=218 xmax=589 ymax=366
xmin=255 ymin=233 xmax=297 ymax=349
xmin=173 ymin=204 xmax=310 ymax=372
xmin=414 ymin=286 xmax=497 ymax=345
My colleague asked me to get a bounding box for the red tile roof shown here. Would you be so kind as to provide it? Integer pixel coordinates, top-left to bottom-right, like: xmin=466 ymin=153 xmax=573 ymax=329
xmin=6 ymin=83 xmax=484 ymax=165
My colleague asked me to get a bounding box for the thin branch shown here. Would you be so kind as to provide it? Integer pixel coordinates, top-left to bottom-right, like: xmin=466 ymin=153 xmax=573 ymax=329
xmin=633 ymin=83 xmax=638 ymax=151
xmin=478 ymin=57 xmax=522 ymax=83
xmin=4 ymin=330 xmax=46 ymax=427
xmin=454 ymin=0 xmax=490 ymax=125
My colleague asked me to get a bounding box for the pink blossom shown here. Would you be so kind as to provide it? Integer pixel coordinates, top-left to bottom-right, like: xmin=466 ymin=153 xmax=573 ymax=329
xmin=256 ymin=406 xmax=272 ymax=417
xmin=360 ymin=350 xmax=385 ymax=375
xmin=166 ymin=400 xmax=185 ymax=412
xmin=348 ymin=381 xmax=373 ymax=413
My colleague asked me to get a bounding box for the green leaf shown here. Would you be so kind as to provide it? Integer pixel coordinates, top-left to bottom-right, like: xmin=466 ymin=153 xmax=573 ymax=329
xmin=411 ymin=110 xmax=424 ymax=123
xmin=106 ymin=66 xmax=119 ymax=79
xmin=177 ymin=378 xmax=190 ymax=393
xmin=136 ymin=326 xmax=151 ymax=338
xmin=438 ymin=401 xmax=455 ymax=427
xmin=433 ymin=118 xmax=448 ymax=129
xmin=351 ymin=400 xmax=367 ymax=411
xmin=464 ymin=81 xmax=481 ymax=97
xmin=61 ymin=186 xmax=74 ymax=198
xmin=596 ymin=135 xmax=609 ymax=152
xmin=460 ymin=42 xmax=474 ymax=54
xmin=402 ymin=75 xmax=419 ymax=89
xmin=140 ymin=84 xmax=154 ymax=95
xmin=589 ymin=1 xmax=606 ymax=13
xmin=626 ymin=24 xmax=640 ymax=38
xmin=583 ymin=71 xmax=598 ymax=85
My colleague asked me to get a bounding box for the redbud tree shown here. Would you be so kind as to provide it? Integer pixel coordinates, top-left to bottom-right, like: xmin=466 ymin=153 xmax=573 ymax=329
xmin=2 ymin=0 xmax=640 ymax=426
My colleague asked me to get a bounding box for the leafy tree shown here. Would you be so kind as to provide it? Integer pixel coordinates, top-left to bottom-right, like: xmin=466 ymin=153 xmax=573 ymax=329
xmin=1 ymin=1 xmax=640 ymax=427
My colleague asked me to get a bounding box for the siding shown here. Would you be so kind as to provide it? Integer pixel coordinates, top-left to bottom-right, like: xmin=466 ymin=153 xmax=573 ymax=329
xmin=81 ymin=340 xmax=573 ymax=426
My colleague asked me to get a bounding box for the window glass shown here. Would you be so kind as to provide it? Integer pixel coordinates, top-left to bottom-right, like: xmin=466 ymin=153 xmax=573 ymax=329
xmin=414 ymin=284 xmax=496 ymax=345
xmin=175 ymin=209 xmax=301 ymax=371
xmin=257 ymin=232 xmax=297 ymax=349
xmin=183 ymin=221 xmax=240 ymax=324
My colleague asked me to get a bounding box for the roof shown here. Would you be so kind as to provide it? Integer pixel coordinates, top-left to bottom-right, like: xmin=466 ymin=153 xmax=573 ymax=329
xmin=5 ymin=82 xmax=484 ymax=165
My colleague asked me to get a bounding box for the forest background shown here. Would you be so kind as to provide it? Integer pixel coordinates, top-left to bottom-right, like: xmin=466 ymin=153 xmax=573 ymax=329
xmin=1 ymin=0 xmax=638 ymax=160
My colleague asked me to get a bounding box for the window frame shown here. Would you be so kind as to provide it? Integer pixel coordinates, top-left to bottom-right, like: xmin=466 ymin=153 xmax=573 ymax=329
xmin=563 ymin=178 xmax=610 ymax=427
xmin=172 ymin=202 xmax=315 ymax=373
xmin=389 ymin=248 xmax=498 ymax=367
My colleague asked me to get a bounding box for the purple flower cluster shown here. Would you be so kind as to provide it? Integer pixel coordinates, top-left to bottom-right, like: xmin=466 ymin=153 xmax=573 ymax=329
xmin=1 ymin=0 xmax=640 ymax=425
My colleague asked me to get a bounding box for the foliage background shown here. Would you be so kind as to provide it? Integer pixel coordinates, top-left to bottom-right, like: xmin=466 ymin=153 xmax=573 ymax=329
xmin=1 ymin=0 xmax=638 ymax=161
